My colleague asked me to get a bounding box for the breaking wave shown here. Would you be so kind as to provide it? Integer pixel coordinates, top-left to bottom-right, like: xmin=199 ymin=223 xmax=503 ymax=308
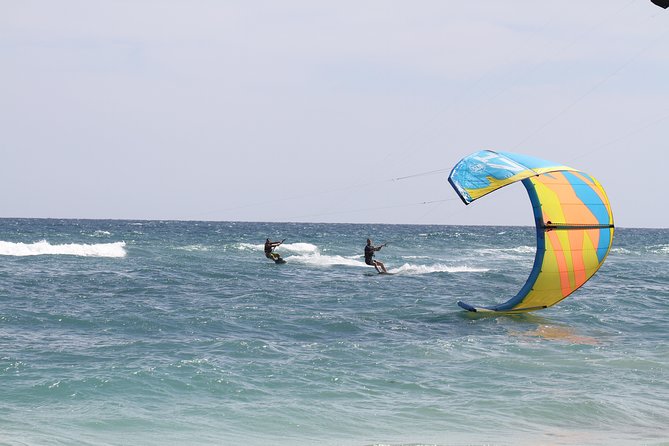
xmin=236 ymin=242 xmax=318 ymax=255
xmin=0 ymin=240 xmax=127 ymax=258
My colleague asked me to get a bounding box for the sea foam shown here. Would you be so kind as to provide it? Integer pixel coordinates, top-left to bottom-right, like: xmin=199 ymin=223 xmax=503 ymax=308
xmin=0 ymin=240 xmax=127 ymax=257
xmin=237 ymin=242 xmax=319 ymax=255
xmin=288 ymin=253 xmax=365 ymax=267
xmin=389 ymin=263 xmax=489 ymax=275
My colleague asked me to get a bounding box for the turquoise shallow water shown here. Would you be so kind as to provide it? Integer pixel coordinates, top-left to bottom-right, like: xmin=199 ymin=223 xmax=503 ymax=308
xmin=1 ymin=219 xmax=668 ymax=446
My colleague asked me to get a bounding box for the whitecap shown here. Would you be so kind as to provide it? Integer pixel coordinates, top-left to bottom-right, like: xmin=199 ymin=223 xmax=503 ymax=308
xmin=88 ymin=230 xmax=111 ymax=237
xmin=389 ymin=263 xmax=489 ymax=275
xmin=176 ymin=244 xmax=210 ymax=252
xmin=236 ymin=241 xmax=319 ymax=255
xmin=475 ymin=246 xmax=535 ymax=257
xmin=649 ymin=245 xmax=669 ymax=255
xmin=287 ymin=253 xmax=365 ymax=268
xmin=236 ymin=242 xmax=261 ymax=251
xmin=280 ymin=242 xmax=319 ymax=255
xmin=0 ymin=240 xmax=127 ymax=258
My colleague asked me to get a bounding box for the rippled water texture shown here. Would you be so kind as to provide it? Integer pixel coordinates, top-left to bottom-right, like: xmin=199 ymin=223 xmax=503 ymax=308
xmin=1 ymin=219 xmax=667 ymax=445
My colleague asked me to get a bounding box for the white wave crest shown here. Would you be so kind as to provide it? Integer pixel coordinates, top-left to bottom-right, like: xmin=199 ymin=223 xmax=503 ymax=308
xmin=507 ymin=246 xmax=535 ymax=254
xmin=650 ymin=245 xmax=669 ymax=255
xmin=288 ymin=253 xmax=365 ymax=268
xmin=176 ymin=244 xmax=210 ymax=252
xmin=236 ymin=242 xmax=261 ymax=251
xmin=236 ymin=242 xmax=318 ymax=255
xmin=281 ymin=243 xmax=319 ymax=255
xmin=0 ymin=240 xmax=127 ymax=258
xmin=476 ymin=246 xmax=535 ymax=258
xmin=389 ymin=263 xmax=489 ymax=275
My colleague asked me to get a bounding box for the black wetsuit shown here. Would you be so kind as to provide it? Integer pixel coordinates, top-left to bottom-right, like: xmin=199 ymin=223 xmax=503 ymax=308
xmin=364 ymin=245 xmax=375 ymax=265
xmin=265 ymin=241 xmax=278 ymax=259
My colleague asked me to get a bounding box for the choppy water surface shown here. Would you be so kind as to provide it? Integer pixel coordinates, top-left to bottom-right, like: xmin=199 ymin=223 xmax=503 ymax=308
xmin=1 ymin=219 xmax=667 ymax=445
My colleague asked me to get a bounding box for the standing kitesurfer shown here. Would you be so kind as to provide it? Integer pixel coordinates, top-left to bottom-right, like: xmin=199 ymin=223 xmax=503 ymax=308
xmin=364 ymin=238 xmax=387 ymax=273
xmin=265 ymin=238 xmax=285 ymax=262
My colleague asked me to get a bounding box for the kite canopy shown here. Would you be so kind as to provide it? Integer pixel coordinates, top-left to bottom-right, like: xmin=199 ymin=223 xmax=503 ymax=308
xmin=651 ymin=0 xmax=669 ymax=9
xmin=448 ymin=150 xmax=614 ymax=313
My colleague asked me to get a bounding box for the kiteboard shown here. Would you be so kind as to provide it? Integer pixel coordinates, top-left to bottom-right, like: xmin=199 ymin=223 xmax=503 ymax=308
xmin=274 ymin=257 xmax=286 ymax=264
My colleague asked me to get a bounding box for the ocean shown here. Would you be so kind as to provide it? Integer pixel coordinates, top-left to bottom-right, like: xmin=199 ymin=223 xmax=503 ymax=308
xmin=1 ymin=219 xmax=667 ymax=446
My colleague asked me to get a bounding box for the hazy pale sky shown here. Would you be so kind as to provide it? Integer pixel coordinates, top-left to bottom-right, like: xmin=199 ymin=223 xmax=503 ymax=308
xmin=2 ymin=1 xmax=667 ymax=227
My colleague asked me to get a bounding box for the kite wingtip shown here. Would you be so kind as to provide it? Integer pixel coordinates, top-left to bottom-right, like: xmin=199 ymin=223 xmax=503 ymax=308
xmin=457 ymin=301 xmax=478 ymax=312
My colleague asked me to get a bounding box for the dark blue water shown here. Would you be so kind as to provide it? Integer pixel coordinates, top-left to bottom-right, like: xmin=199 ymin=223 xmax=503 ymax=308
xmin=1 ymin=219 xmax=667 ymax=445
